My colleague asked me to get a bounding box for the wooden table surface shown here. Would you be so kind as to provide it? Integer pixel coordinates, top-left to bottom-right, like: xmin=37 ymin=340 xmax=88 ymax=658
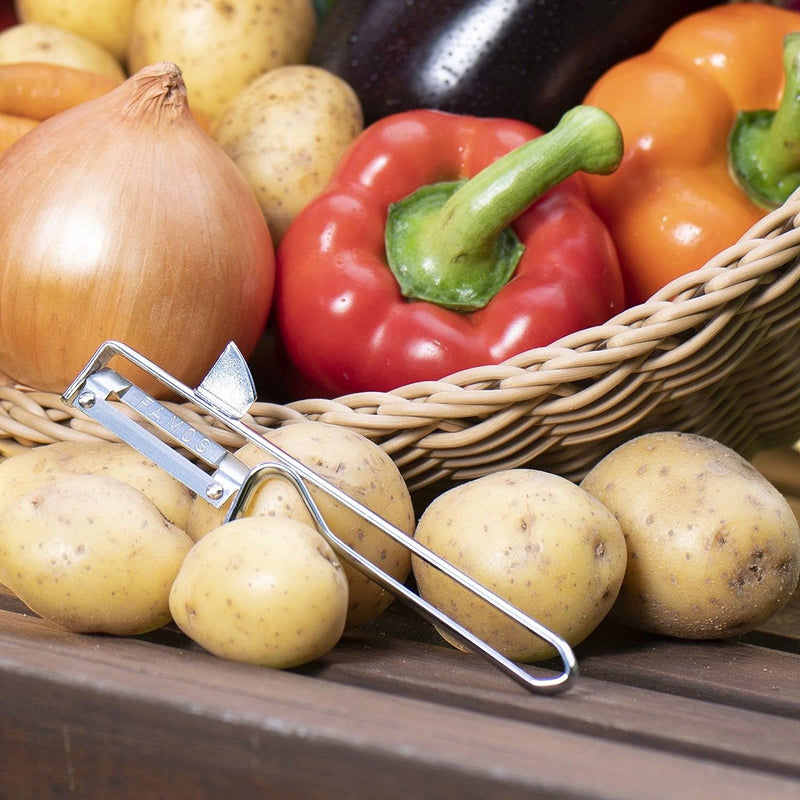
xmin=1 ymin=448 xmax=800 ymax=799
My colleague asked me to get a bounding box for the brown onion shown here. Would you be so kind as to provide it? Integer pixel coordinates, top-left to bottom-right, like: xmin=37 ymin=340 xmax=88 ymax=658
xmin=0 ymin=61 xmax=274 ymax=397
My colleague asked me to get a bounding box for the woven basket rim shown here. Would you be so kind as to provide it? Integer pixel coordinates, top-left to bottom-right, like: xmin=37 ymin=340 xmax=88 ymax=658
xmin=2 ymin=190 xmax=800 ymax=490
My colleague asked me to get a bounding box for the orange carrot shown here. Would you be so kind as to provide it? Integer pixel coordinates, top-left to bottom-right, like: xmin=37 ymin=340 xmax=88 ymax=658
xmin=0 ymin=111 xmax=38 ymax=153
xmin=0 ymin=62 xmax=123 ymax=121
xmin=0 ymin=62 xmax=217 ymax=133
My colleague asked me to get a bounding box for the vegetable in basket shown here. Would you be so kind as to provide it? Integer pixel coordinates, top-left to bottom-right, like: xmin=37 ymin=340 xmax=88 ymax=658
xmin=310 ymin=0 xmax=719 ymax=131
xmin=14 ymin=0 xmax=135 ymax=62
xmin=0 ymin=19 xmax=126 ymax=80
xmin=274 ymin=105 xmax=625 ymax=396
xmin=582 ymin=2 xmax=800 ymax=305
xmin=127 ymin=0 xmax=317 ymax=123
xmin=0 ymin=1 xmax=15 ymax=31
xmin=0 ymin=61 xmax=275 ymax=398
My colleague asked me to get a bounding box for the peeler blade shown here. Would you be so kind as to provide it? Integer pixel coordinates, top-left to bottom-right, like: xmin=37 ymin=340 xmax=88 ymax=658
xmin=195 ymin=341 xmax=256 ymax=419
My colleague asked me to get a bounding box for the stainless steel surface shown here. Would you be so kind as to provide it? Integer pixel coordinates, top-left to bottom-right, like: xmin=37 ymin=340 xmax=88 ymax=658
xmin=62 ymin=340 xmax=578 ymax=694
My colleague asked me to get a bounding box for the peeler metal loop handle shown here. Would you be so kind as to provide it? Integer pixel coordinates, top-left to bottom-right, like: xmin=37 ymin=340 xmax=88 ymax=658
xmin=62 ymin=339 xmax=578 ymax=694
xmin=228 ymin=461 xmax=578 ymax=694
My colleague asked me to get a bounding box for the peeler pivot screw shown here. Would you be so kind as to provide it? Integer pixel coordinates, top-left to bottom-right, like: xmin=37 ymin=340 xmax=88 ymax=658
xmin=77 ymin=391 xmax=96 ymax=409
xmin=206 ymin=483 xmax=225 ymax=501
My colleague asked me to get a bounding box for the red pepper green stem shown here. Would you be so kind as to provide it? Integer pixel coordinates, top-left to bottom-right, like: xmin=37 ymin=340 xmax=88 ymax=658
xmin=731 ymin=32 xmax=800 ymax=209
xmin=385 ymin=105 xmax=623 ymax=311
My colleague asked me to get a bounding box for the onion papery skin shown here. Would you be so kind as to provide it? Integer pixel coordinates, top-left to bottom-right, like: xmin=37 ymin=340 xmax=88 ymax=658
xmin=0 ymin=61 xmax=275 ymax=397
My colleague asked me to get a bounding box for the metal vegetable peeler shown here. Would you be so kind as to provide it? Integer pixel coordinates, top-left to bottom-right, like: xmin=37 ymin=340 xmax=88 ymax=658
xmin=62 ymin=340 xmax=578 ymax=694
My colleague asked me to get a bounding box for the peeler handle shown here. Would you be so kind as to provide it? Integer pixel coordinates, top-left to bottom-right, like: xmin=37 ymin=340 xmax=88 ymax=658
xmin=63 ymin=340 xmax=578 ymax=694
xmin=228 ymin=465 xmax=578 ymax=694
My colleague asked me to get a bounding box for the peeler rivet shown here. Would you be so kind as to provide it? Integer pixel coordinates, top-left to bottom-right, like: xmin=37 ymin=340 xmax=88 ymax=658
xmin=206 ymin=483 xmax=225 ymax=501
xmin=77 ymin=391 xmax=96 ymax=409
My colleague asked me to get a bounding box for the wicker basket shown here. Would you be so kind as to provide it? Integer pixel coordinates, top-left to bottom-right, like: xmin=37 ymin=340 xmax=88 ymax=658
xmin=3 ymin=191 xmax=800 ymax=496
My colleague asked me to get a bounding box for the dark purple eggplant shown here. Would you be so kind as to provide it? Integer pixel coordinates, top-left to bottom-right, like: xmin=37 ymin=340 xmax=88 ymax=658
xmin=309 ymin=0 xmax=721 ymax=130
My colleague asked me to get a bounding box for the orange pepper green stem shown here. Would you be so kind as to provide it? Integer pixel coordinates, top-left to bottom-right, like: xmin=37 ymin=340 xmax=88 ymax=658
xmin=581 ymin=3 xmax=800 ymax=306
xmin=731 ymin=32 xmax=800 ymax=208
xmin=385 ymin=105 xmax=623 ymax=311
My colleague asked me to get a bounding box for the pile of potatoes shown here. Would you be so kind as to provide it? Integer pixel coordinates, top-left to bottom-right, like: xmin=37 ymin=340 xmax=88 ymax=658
xmin=0 ymin=421 xmax=415 ymax=669
xmin=413 ymin=431 xmax=800 ymax=663
xmin=6 ymin=0 xmax=364 ymax=244
xmin=0 ymin=424 xmax=797 ymax=673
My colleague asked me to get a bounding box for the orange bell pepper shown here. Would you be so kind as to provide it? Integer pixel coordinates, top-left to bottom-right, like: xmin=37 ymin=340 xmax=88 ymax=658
xmin=582 ymin=2 xmax=800 ymax=305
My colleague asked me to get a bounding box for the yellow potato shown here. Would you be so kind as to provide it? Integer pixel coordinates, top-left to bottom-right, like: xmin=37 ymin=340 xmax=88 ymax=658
xmin=169 ymin=516 xmax=348 ymax=668
xmin=0 ymin=440 xmax=195 ymax=529
xmin=187 ymin=421 xmax=415 ymax=630
xmin=580 ymin=431 xmax=800 ymax=639
xmin=413 ymin=469 xmax=627 ymax=663
xmin=213 ymin=65 xmax=363 ymax=243
xmin=0 ymin=475 xmax=193 ymax=634
xmin=15 ymin=0 xmax=135 ymax=61
xmin=0 ymin=22 xmax=125 ymax=79
xmin=127 ymin=0 xmax=317 ymax=122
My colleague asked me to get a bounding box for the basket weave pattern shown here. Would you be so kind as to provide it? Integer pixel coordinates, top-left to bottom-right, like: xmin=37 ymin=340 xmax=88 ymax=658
xmin=3 ymin=194 xmax=800 ymax=493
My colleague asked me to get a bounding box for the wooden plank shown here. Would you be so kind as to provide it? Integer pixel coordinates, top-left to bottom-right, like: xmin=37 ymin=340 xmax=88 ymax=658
xmin=2 ymin=564 xmax=800 ymax=782
xmin=7 ymin=584 xmax=799 ymax=719
xmin=0 ymin=611 xmax=799 ymax=800
xmin=358 ymin=595 xmax=800 ymax=712
xmin=313 ymin=629 xmax=800 ymax=779
xmin=575 ymin=626 xmax=799 ymax=712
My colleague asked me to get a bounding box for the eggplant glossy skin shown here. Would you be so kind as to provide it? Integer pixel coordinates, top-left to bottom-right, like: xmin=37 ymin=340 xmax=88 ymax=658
xmin=310 ymin=0 xmax=719 ymax=130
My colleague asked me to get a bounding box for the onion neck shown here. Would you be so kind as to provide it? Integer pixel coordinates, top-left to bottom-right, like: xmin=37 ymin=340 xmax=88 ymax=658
xmin=122 ymin=61 xmax=191 ymax=122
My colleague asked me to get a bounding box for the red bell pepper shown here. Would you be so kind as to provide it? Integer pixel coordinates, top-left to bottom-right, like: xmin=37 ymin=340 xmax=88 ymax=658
xmin=274 ymin=105 xmax=626 ymax=396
